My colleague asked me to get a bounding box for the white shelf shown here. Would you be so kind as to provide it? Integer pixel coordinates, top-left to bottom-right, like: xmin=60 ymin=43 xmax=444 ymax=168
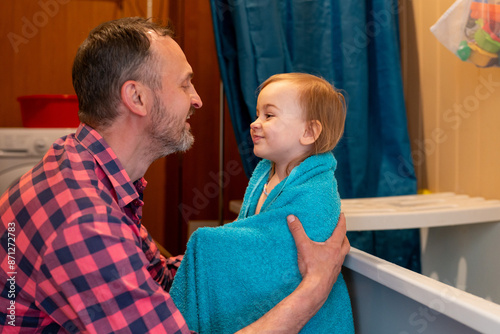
xmin=230 ymin=193 xmax=500 ymax=231
xmin=342 ymin=193 xmax=500 ymax=231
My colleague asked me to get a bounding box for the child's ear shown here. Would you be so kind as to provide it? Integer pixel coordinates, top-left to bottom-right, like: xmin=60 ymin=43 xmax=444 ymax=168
xmin=300 ymin=120 xmax=322 ymax=146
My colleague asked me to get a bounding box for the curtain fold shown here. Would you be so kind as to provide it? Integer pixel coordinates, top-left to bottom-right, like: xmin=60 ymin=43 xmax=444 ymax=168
xmin=210 ymin=0 xmax=420 ymax=271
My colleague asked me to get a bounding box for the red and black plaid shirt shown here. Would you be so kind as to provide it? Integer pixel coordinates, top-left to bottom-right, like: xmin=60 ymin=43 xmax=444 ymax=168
xmin=0 ymin=124 xmax=191 ymax=333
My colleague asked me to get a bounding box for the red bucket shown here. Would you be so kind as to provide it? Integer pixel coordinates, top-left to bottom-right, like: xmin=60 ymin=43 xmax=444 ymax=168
xmin=17 ymin=95 xmax=80 ymax=128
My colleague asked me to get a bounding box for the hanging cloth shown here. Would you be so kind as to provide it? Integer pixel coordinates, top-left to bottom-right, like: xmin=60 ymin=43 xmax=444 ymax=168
xmin=210 ymin=0 xmax=419 ymax=271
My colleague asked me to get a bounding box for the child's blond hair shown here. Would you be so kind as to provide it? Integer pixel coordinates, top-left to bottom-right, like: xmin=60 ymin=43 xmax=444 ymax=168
xmin=258 ymin=73 xmax=346 ymax=173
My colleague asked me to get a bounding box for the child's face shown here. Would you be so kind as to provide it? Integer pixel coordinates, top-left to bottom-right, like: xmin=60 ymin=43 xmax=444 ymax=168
xmin=251 ymin=81 xmax=310 ymax=166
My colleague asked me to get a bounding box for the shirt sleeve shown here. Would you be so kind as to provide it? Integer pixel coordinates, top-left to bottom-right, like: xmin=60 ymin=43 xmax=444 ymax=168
xmin=138 ymin=223 xmax=183 ymax=292
xmin=36 ymin=214 xmax=192 ymax=333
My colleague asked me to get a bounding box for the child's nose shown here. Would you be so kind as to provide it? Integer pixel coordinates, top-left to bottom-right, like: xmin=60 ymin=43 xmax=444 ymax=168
xmin=250 ymin=119 xmax=260 ymax=129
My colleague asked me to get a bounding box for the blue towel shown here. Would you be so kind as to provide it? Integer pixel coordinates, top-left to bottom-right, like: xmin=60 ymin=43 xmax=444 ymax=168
xmin=170 ymin=153 xmax=354 ymax=333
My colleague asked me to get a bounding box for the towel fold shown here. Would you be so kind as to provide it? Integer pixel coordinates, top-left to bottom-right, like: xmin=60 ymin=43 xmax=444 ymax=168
xmin=170 ymin=153 xmax=354 ymax=333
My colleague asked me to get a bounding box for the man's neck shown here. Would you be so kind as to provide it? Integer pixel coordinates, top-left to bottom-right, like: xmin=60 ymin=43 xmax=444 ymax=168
xmin=97 ymin=120 xmax=152 ymax=183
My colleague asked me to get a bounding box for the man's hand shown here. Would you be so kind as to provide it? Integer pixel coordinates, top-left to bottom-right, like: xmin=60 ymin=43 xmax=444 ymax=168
xmin=287 ymin=213 xmax=350 ymax=300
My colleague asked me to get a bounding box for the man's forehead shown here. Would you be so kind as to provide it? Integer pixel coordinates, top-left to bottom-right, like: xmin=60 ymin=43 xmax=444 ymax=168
xmin=149 ymin=33 xmax=181 ymax=55
xmin=147 ymin=33 xmax=193 ymax=78
xmin=147 ymin=30 xmax=163 ymax=40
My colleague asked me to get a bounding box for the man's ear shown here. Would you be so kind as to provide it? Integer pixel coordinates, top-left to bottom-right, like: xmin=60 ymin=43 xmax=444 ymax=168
xmin=121 ymin=80 xmax=149 ymax=117
xmin=300 ymin=120 xmax=322 ymax=146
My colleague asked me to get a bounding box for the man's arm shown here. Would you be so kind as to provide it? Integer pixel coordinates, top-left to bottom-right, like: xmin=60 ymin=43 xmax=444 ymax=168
xmin=237 ymin=213 xmax=350 ymax=333
xmin=39 ymin=216 xmax=192 ymax=333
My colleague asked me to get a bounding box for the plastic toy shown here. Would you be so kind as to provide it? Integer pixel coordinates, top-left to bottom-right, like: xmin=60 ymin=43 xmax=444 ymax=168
xmin=458 ymin=1 xmax=500 ymax=67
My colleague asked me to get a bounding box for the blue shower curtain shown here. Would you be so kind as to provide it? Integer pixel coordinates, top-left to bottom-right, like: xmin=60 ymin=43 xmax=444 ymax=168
xmin=210 ymin=0 xmax=420 ymax=271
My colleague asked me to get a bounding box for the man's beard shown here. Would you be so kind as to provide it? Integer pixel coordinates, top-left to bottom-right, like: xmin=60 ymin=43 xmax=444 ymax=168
xmin=147 ymin=94 xmax=194 ymax=159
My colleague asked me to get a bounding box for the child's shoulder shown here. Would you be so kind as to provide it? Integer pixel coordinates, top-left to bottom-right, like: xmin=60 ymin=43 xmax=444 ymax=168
xmin=302 ymin=152 xmax=335 ymax=165
xmin=293 ymin=152 xmax=336 ymax=179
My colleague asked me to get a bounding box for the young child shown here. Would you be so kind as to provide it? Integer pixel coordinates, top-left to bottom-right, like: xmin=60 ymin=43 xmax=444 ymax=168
xmin=170 ymin=73 xmax=354 ymax=333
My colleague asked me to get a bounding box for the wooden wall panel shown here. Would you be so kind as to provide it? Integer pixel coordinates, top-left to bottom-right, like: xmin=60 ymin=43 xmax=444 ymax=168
xmin=435 ymin=1 xmax=458 ymax=194
xmin=478 ymin=69 xmax=500 ymax=199
xmin=399 ymin=0 xmax=426 ymax=189
xmin=1 ymin=0 xmax=142 ymax=127
xmin=223 ymin=100 xmax=249 ymax=221
xmin=0 ymin=0 xmax=171 ymax=246
xmin=181 ymin=0 xmax=221 ymax=225
xmin=164 ymin=0 xmax=248 ymax=254
xmin=419 ymin=0 xmax=441 ymax=192
xmin=401 ymin=0 xmax=500 ymax=200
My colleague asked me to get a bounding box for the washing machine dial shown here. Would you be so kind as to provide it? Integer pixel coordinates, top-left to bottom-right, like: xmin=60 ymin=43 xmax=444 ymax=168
xmin=34 ymin=138 xmax=48 ymax=154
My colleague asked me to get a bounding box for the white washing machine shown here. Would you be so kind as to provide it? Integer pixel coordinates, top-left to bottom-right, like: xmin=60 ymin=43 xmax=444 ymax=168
xmin=0 ymin=128 xmax=76 ymax=195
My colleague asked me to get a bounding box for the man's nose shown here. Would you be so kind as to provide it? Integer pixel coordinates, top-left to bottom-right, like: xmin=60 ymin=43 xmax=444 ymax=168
xmin=191 ymin=88 xmax=203 ymax=109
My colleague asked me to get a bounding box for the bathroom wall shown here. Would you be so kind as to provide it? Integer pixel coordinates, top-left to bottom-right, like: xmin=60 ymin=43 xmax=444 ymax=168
xmin=0 ymin=0 xmax=171 ymax=246
xmin=4 ymin=0 xmax=498 ymax=252
xmin=0 ymin=0 xmax=249 ymax=253
xmin=400 ymin=0 xmax=500 ymax=200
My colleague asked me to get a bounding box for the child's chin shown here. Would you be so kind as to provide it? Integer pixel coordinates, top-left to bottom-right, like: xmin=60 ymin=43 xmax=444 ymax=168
xmin=253 ymin=151 xmax=265 ymax=160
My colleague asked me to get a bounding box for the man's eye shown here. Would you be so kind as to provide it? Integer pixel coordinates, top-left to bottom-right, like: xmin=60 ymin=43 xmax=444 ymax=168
xmin=265 ymin=114 xmax=273 ymax=119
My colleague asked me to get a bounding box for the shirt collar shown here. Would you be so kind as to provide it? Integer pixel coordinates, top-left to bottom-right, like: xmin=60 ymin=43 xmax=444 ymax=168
xmin=75 ymin=123 xmax=145 ymax=208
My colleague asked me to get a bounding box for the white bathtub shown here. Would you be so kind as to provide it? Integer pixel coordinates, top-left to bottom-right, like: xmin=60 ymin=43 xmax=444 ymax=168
xmin=344 ymin=248 xmax=500 ymax=333
xmin=342 ymin=193 xmax=500 ymax=303
xmin=341 ymin=193 xmax=500 ymax=333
